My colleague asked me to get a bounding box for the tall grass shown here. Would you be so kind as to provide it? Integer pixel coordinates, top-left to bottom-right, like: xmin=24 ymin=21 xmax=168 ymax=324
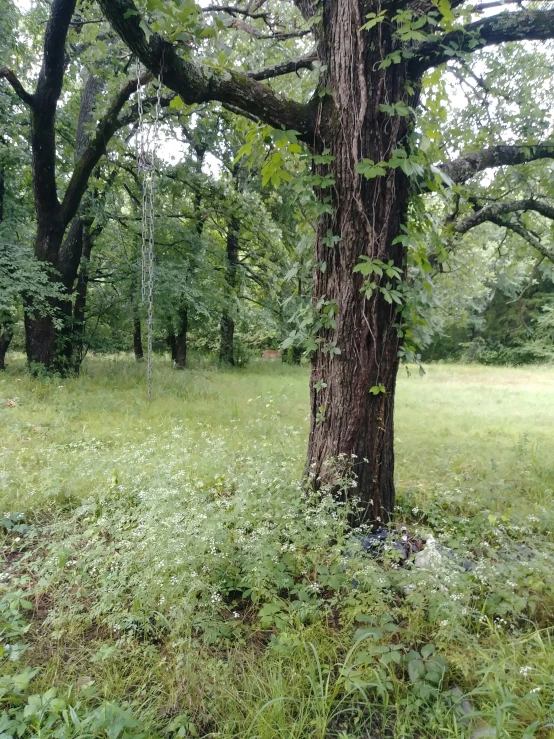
xmin=1 ymin=356 xmax=553 ymax=738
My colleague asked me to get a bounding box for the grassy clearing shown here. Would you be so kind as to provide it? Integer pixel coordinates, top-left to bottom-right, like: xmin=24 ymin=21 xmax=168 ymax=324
xmin=1 ymin=356 xmax=553 ymax=738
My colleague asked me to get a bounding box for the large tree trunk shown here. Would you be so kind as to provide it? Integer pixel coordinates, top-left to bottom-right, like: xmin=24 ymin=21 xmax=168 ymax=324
xmin=24 ymin=220 xmax=75 ymax=374
xmin=306 ymin=1 xmax=415 ymax=526
xmin=219 ymin=214 xmax=239 ymax=365
xmin=24 ymin=62 xmax=105 ymax=375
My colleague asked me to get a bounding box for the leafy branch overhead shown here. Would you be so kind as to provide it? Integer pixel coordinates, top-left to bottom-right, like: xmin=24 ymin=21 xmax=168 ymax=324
xmin=97 ymin=0 xmax=554 ymax=175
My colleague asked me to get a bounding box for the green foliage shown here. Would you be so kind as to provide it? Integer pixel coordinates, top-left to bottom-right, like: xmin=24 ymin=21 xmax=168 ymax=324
xmin=428 ymin=277 xmax=554 ymax=365
xmin=0 ymin=581 xmax=146 ymax=738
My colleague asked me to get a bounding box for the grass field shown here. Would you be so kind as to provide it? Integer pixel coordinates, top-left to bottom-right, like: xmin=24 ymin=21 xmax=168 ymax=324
xmin=1 ymin=356 xmax=553 ymax=738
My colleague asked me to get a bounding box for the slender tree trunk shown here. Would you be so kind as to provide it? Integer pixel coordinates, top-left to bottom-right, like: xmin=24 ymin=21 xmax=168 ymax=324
xmin=219 ymin=213 xmax=240 ymax=365
xmin=72 ymin=225 xmax=93 ymax=371
xmin=306 ymin=1 xmax=416 ymax=526
xmin=0 ymin=168 xmax=4 ymax=223
xmin=174 ymin=307 xmax=188 ymax=370
xmin=167 ymin=330 xmax=176 ymax=362
xmin=0 ymin=170 xmax=12 ymax=370
xmin=130 ymin=285 xmax=144 ymax=361
xmin=134 ymin=315 xmax=144 ymax=361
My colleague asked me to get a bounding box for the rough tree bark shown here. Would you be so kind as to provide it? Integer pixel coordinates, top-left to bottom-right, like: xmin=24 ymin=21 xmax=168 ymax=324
xmin=301 ymin=1 xmax=415 ymax=523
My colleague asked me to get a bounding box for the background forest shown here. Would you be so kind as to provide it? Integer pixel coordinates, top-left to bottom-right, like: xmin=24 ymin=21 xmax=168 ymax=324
xmin=2 ymin=0 xmax=554 ymax=372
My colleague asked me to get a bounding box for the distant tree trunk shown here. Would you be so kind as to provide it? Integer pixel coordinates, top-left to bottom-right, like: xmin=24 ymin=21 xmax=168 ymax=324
xmin=129 ymin=279 xmax=144 ymax=362
xmin=0 ymin=170 xmax=13 ymax=369
xmin=219 ymin=213 xmax=240 ymax=365
xmin=167 ymin=141 xmax=206 ymax=371
xmin=0 ymin=167 xmax=4 ymax=222
xmin=166 ymin=328 xmax=177 ymax=362
xmin=10 ymin=0 xmax=143 ymax=376
xmin=71 ymin=224 xmax=91 ymax=371
xmin=174 ymin=307 xmax=188 ymax=370
xmin=133 ymin=318 xmax=144 ymax=361
xmin=70 ymin=74 xmax=106 ymax=373
xmin=281 ymin=347 xmax=302 ymax=365
xmin=133 ymin=316 xmax=144 ymax=361
xmin=0 ymin=317 xmax=13 ymax=371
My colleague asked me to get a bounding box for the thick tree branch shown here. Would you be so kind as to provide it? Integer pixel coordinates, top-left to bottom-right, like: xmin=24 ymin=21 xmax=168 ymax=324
xmin=470 ymin=0 xmax=554 ymax=13
xmin=0 ymin=68 xmax=34 ymax=106
xmin=489 ymin=216 xmax=554 ymax=263
xmin=59 ymin=71 xmax=152 ymax=226
xmin=441 ymin=143 xmax=554 ymax=185
xmin=455 ymin=198 xmax=554 ymax=233
xmin=97 ymin=0 xmax=315 ymax=138
xmin=411 ymin=9 xmax=554 ymax=75
xmin=247 ymin=53 xmax=317 ymax=80
xmin=31 ymin=0 xmax=78 ymax=221
xmin=35 ymin=0 xmax=78 ymax=113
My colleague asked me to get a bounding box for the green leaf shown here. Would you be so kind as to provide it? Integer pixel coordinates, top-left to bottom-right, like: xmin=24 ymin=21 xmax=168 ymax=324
xmin=380 ymin=650 xmax=401 ymax=665
xmin=421 ymin=643 xmax=436 ymax=659
xmin=259 ymin=603 xmax=283 ymax=617
xmin=408 ymin=658 xmax=426 ymax=682
xmin=169 ymin=96 xmax=184 ymax=111
xmin=354 ymin=626 xmax=384 ymax=640
xmin=323 ymin=229 xmax=342 ymax=248
xmin=437 ymin=0 xmax=455 ymax=23
xmin=356 ymin=159 xmax=388 ymax=179
xmin=361 ymin=10 xmax=387 ymax=30
xmin=370 ymin=384 xmax=386 ymax=395
xmin=139 ymin=19 xmax=153 ymax=41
